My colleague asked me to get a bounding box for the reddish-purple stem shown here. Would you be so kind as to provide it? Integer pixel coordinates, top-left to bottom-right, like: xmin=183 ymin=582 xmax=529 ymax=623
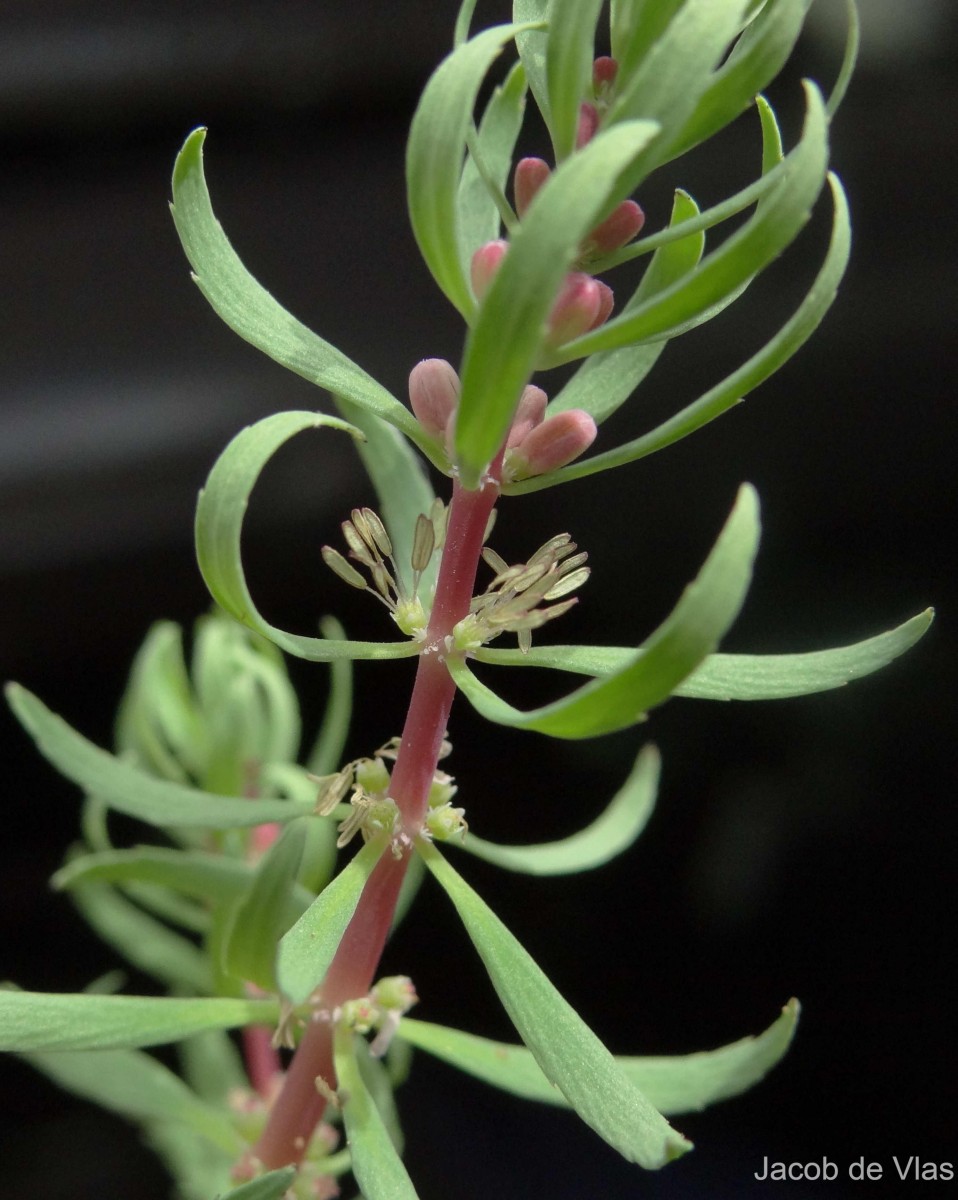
xmin=252 ymin=465 xmax=501 ymax=1169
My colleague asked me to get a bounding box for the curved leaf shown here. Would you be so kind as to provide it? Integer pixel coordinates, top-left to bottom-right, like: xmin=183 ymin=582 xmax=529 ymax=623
xmin=507 ymin=171 xmax=850 ymax=494
xmin=475 ymin=610 xmax=933 ymax=701
xmin=551 ymin=82 xmax=829 ymax=365
xmin=457 ymin=744 xmax=659 ymax=874
xmin=332 ymin=1024 xmax=420 ymax=1200
xmin=20 ymin=1046 xmax=241 ymax=1152
xmin=170 ymin=130 xmax=424 ymax=448
xmin=406 ymin=22 xmax=533 ymax=320
xmin=448 ymin=484 xmax=760 ymax=737
xmin=418 ymin=843 xmax=691 ymax=1168
xmin=398 ymin=998 xmax=798 ymax=1116
xmin=669 ymin=0 xmax=811 ymax=160
xmin=0 ymin=990 xmax=277 ymax=1052
xmin=194 ymin=410 xmax=421 ymax=663
xmin=607 ymin=0 xmax=752 ymax=185
xmin=6 ymin=684 xmax=314 ymax=830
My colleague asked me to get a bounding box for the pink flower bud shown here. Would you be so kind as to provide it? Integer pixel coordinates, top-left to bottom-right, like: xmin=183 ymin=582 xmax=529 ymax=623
xmin=591 ymin=280 xmax=615 ymax=329
xmin=470 ymin=239 xmax=508 ymax=301
xmin=514 ymin=157 xmax=552 ymax=218
xmin=576 ymin=102 xmax=600 ymax=149
xmin=408 ymin=358 xmax=460 ymax=440
xmin=506 ymin=384 xmax=548 ymax=448
xmin=546 ymin=272 xmax=602 ymax=347
xmin=593 ymin=56 xmax=618 ymax=95
xmin=506 ymin=409 xmax=597 ymax=480
xmin=580 ymin=199 xmax=646 ymax=261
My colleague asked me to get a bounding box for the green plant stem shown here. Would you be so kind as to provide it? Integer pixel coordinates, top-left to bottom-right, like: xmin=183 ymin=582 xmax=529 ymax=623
xmin=252 ymin=466 xmax=501 ymax=1171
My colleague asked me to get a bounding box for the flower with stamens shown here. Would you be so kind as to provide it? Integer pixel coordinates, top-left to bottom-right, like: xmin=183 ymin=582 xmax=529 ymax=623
xmin=321 ymin=504 xmax=445 ymax=639
xmin=321 ymin=744 xmax=463 ymax=857
xmin=451 ymin=532 xmax=590 ymax=655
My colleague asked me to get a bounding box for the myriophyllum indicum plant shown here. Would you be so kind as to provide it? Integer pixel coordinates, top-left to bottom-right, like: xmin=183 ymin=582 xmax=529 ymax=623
xmin=1 ymin=2 xmax=933 ymax=1197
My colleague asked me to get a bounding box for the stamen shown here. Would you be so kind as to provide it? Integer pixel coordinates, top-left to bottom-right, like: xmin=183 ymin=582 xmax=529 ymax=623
xmin=321 ymin=546 xmax=367 ymax=590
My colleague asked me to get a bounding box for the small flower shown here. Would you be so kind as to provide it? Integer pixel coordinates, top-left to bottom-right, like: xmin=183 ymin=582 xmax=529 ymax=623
xmin=452 ymin=532 xmax=590 ymax=654
xmin=321 ymin=504 xmax=445 ymax=639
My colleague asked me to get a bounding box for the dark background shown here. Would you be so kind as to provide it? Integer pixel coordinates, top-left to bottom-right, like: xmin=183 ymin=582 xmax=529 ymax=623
xmin=1 ymin=2 xmax=954 ymax=1197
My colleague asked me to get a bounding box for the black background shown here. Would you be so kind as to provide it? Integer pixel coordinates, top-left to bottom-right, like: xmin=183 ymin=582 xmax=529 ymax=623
xmin=1 ymin=2 xmax=955 ymax=1197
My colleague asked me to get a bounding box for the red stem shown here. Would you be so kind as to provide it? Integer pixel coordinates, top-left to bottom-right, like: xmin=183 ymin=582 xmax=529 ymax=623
xmin=252 ymin=467 xmax=500 ymax=1169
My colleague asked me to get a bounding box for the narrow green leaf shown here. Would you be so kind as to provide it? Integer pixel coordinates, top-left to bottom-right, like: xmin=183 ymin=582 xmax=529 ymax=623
xmin=418 ymin=843 xmax=691 ymax=1168
xmin=19 ymin=1046 xmax=241 ymax=1152
xmin=545 ymin=0 xmax=605 ymax=162
xmin=54 ymin=845 xmax=312 ymax=917
xmin=476 ymin=610 xmax=934 ymax=701
xmin=457 ymin=744 xmax=659 ymax=874
xmin=356 ymin=1036 xmax=405 ymax=1155
xmin=0 ymin=990 xmax=277 ymax=1052
xmin=6 ymin=684 xmax=314 ymax=829
xmin=398 ymin=998 xmax=799 ymax=1116
xmin=455 ymin=119 xmax=660 ymax=487
xmin=115 ymin=621 xmax=203 ymax=784
xmin=552 ymin=82 xmax=829 ymax=364
xmin=592 ymin=107 xmax=786 ymax=276
xmin=513 ymin=1 xmax=549 ymax=128
xmin=611 ymin=0 xmax=685 ymax=80
xmin=277 ymin=837 xmax=387 ymax=1004
xmin=222 ymin=820 xmax=308 ymax=991
xmin=635 ymin=189 xmax=705 ymax=298
xmin=332 ymin=1024 xmax=420 ymax=1200
xmin=607 ymin=0 xmax=751 ymax=185
xmin=453 ymin=0 xmax=480 ymax=46
xmin=170 ymin=130 xmax=424 ymax=449
xmin=669 ymin=0 xmax=811 ymax=160
xmin=179 ymin=1027 xmax=248 ymax=1105
xmin=827 ymin=0 xmax=860 ymax=117
xmin=306 ymin=616 xmax=354 ymax=776
xmin=194 ymin=410 xmax=421 ymax=663
xmin=677 ymin=609 xmax=935 ymax=700
xmin=458 ymin=60 xmax=527 ymax=272
xmin=218 ymin=1168 xmax=298 ymax=1200
xmin=69 ymin=880 xmax=212 ymax=993
xmin=508 ymin=170 xmax=849 ymax=495
xmin=406 ymin=22 xmax=532 ymax=320
xmin=448 ymin=485 xmax=760 ymax=737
